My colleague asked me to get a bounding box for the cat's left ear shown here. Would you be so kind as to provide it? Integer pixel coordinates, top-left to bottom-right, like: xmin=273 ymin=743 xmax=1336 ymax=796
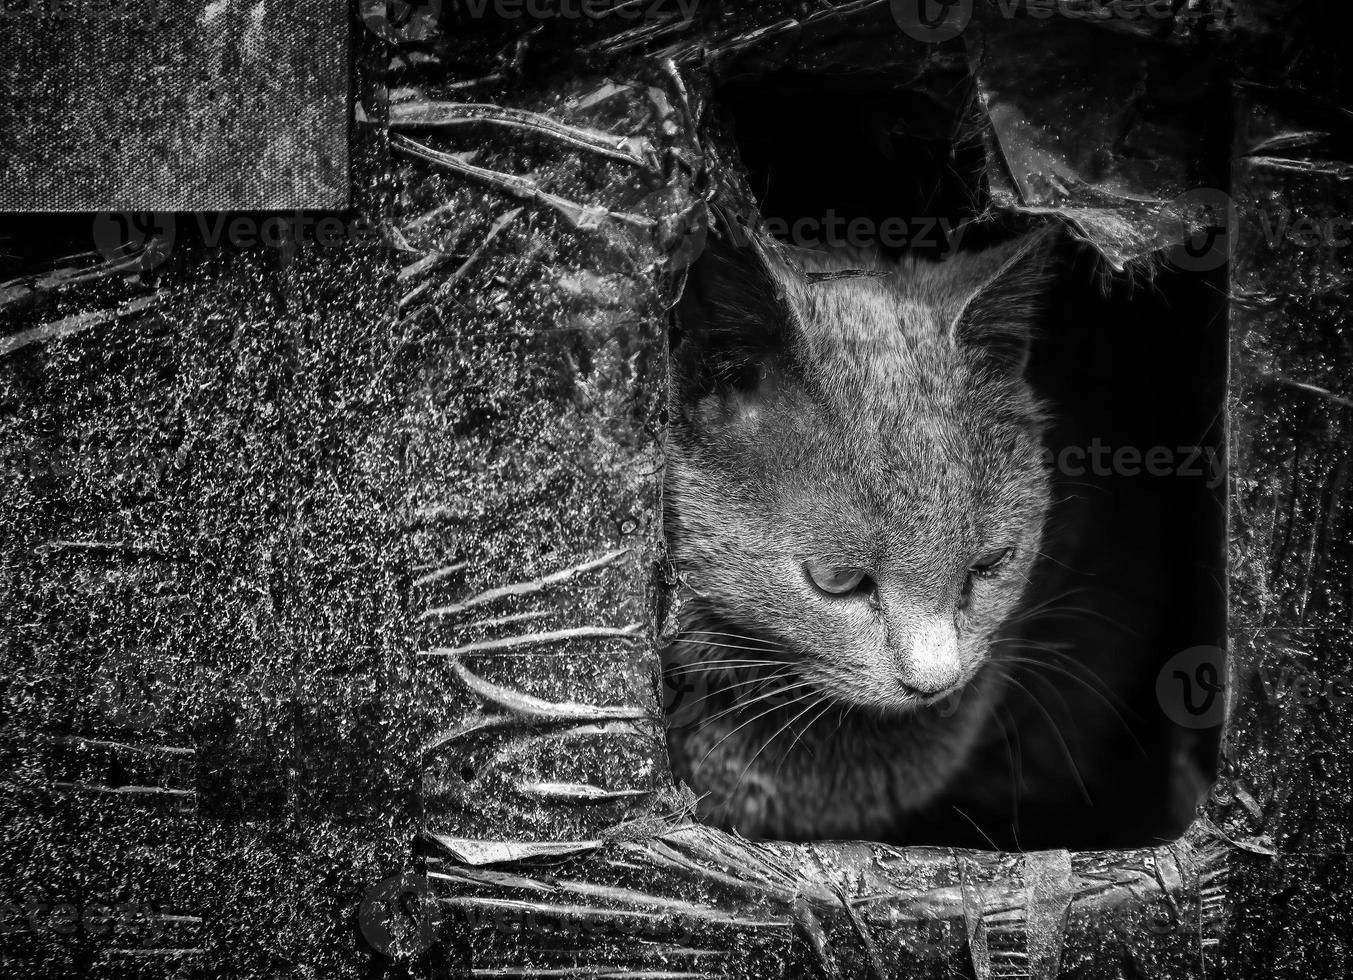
xmin=948 ymin=230 xmax=1059 ymax=374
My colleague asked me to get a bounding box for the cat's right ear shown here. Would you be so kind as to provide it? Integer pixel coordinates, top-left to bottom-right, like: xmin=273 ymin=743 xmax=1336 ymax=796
xmin=947 ymin=229 xmax=1059 ymax=376
xmin=673 ymin=228 xmax=798 ymax=400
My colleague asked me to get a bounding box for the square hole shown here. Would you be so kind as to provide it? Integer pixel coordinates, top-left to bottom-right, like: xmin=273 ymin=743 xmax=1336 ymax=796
xmin=661 ymin=71 xmax=1226 ymax=850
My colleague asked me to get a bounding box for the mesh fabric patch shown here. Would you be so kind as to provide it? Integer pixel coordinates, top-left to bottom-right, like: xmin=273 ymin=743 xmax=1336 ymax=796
xmin=0 ymin=0 xmax=349 ymax=211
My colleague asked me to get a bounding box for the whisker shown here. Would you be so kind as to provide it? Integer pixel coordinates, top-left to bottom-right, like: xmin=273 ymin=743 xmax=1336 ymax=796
xmin=1023 ymin=547 xmax=1083 ymax=573
xmin=732 ymin=693 xmax=825 ymax=794
xmin=776 ymin=697 xmax=837 ymax=774
xmin=663 ymin=658 xmax=787 ymax=675
xmin=1005 ymin=587 xmax=1096 ymax=619
xmin=1004 ymin=600 xmax=1141 ymax=637
xmin=695 ymin=679 xmax=817 ymax=730
xmin=696 ymin=689 xmax=816 ymax=768
xmin=995 ymin=656 xmax=1147 ymax=757
xmin=980 ymin=693 xmax=1021 ymax=829
xmin=677 ymin=669 xmax=796 ymax=713
xmin=994 ymin=643 xmax=1143 ymax=722
xmin=672 ymin=637 xmax=791 ymax=654
xmin=992 ymin=658 xmax=1081 ymax=728
xmin=678 ymin=629 xmax=786 ymax=648
xmin=1000 ymin=674 xmax=1092 ymax=806
xmin=952 ymin=805 xmax=1002 ymax=852
xmin=995 ymin=697 xmax=1026 ymax=795
xmin=1001 ymin=648 xmax=1128 ymax=704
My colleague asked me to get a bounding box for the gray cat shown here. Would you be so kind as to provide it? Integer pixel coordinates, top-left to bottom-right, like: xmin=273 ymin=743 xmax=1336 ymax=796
xmin=663 ymin=227 xmax=1057 ymax=840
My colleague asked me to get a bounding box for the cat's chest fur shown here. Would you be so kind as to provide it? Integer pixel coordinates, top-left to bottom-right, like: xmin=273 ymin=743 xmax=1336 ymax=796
xmin=665 ymin=646 xmax=1001 ymax=840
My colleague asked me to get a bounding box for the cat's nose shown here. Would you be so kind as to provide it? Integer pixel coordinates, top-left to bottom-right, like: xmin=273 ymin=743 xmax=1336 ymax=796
xmin=899 ymin=615 xmax=962 ymax=695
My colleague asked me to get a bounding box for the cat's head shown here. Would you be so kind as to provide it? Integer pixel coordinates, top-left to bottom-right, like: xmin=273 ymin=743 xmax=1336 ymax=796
xmin=666 ymin=227 xmax=1056 ymax=714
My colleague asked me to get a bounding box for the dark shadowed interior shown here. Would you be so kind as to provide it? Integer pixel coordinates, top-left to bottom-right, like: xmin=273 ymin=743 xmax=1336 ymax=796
xmin=677 ymin=72 xmax=1228 ymax=851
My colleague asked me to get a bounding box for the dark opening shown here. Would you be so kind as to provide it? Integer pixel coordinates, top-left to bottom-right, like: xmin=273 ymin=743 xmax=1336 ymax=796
xmin=663 ymin=71 xmax=1227 ymax=851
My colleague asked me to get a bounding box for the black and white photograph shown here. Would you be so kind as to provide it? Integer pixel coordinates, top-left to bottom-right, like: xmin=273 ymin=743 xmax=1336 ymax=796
xmin=0 ymin=1 xmax=1349 ymax=977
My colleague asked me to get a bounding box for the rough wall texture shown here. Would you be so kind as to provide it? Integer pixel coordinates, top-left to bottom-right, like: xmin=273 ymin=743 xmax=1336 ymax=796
xmin=0 ymin=13 xmax=694 ymax=976
xmin=1222 ymin=81 xmax=1353 ymax=979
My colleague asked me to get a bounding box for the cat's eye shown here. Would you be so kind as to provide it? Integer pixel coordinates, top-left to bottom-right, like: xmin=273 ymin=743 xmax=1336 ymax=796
xmin=804 ymin=562 xmax=871 ymax=596
xmin=968 ymin=547 xmax=1013 ymax=577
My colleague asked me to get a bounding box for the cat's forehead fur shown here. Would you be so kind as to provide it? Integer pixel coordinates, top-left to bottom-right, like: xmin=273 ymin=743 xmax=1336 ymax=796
xmin=692 ymin=245 xmax=1045 ymax=568
xmin=785 ymin=248 xmax=1036 ymax=432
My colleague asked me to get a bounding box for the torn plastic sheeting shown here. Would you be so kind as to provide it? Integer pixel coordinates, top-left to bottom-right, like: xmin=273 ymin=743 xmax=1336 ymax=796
xmin=429 ymin=834 xmax=605 ymax=866
xmin=654 ymin=0 xmax=1230 ymax=271
xmin=391 ymin=6 xmax=1347 ymax=978
xmin=967 ymin=7 xmax=1226 ymax=268
xmin=420 ymin=822 xmax=1225 ymax=977
xmin=1025 ymin=850 xmax=1076 ymax=979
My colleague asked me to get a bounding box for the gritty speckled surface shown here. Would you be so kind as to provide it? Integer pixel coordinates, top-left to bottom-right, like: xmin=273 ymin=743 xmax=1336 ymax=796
xmin=1219 ymin=83 xmax=1353 ymax=980
xmin=0 ymin=22 xmax=692 ymax=976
